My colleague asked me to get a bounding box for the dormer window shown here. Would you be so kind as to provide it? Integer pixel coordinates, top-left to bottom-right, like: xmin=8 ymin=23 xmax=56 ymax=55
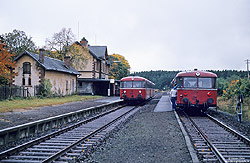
xmin=23 ymin=62 xmax=31 ymax=74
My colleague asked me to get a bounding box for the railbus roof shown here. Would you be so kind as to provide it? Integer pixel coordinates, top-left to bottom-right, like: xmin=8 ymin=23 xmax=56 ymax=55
xmin=120 ymin=76 xmax=155 ymax=85
xmin=176 ymin=70 xmax=217 ymax=78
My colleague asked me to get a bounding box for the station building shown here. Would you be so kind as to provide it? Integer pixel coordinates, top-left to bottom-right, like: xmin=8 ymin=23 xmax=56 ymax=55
xmin=13 ymin=49 xmax=80 ymax=96
xmin=68 ymin=38 xmax=119 ymax=96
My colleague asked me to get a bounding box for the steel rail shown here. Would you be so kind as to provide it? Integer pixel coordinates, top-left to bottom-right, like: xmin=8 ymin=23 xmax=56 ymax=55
xmin=207 ymin=114 xmax=250 ymax=144
xmin=0 ymin=104 xmax=126 ymax=160
xmin=42 ymin=105 xmax=138 ymax=162
xmin=182 ymin=112 xmax=228 ymax=163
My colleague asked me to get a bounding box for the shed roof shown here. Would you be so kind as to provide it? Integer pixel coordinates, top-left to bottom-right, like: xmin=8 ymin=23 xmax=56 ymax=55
xmin=15 ymin=51 xmax=80 ymax=75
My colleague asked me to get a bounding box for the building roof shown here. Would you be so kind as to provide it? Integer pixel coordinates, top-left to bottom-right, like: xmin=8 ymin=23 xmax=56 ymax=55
xmin=89 ymin=46 xmax=107 ymax=60
xmin=15 ymin=51 xmax=80 ymax=75
xmin=76 ymin=42 xmax=107 ymax=60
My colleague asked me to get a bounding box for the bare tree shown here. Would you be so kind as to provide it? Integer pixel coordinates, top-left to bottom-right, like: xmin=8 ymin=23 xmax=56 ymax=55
xmin=46 ymin=28 xmax=76 ymax=60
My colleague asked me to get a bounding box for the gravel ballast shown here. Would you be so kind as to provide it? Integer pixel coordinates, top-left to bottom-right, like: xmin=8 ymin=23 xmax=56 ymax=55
xmin=85 ymin=97 xmax=192 ymax=163
xmin=207 ymin=108 xmax=250 ymax=139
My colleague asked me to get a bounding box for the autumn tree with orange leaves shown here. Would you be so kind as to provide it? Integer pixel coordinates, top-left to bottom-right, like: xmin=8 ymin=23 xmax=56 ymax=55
xmin=0 ymin=41 xmax=16 ymax=85
xmin=109 ymin=54 xmax=130 ymax=80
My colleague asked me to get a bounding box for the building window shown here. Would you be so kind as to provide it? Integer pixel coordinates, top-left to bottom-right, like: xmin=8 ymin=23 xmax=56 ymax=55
xmin=22 ymin=77 xmax=25 ymax=85
xmin=23 ymin=62 xmax=31 ymax=74
xmin=66 ymin=80 xmax=68 ymax=91
xmin=28 ymin=77 xmax=31 ymax=86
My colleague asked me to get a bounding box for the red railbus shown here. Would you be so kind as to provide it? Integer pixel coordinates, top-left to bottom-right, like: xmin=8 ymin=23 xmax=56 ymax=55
xmin=120 ymin=76 xmax=155 ymax=103
xmin=172 ymin=70 xmax=217 ymax=111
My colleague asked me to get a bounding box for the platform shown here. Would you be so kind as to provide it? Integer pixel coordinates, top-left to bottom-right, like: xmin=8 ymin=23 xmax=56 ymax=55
xmin=95 ymin=96 xmax=121 ymax=103
xmin=154 ymin=95 xmax=173 ymax=112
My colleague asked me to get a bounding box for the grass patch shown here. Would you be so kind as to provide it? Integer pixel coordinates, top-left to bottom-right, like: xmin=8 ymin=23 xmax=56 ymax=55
xmin=217 ymin=96 xmax=250 ymax=122
xmin=0 ymin=95 xmax=102 ymax=113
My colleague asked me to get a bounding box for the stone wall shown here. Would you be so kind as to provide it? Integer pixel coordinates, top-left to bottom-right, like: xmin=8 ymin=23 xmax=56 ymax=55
xmin=45 ymin=71 xmax=77 ymax=96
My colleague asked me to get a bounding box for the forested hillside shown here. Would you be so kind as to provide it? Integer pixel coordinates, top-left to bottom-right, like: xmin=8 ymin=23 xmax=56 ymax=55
xmin=131 ymin=70 xmax=248 ymax=90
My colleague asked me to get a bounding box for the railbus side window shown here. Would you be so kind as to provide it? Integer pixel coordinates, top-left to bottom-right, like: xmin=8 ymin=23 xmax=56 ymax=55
xmin=212 ymin=78 xmax=216 ymax=88
xmin=146 ymin=82 xmax=149 ymax=88
xmin=176 ymin=77 xmax=183 ymax=88
xmin=142 ymin=81 xmax=146 ymax=88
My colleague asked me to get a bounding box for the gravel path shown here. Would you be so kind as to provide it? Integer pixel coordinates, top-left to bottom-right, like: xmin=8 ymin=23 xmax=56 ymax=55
xmin=85 ymin=95 xmax=192 ymax=163
xmin=0 ymin=97 xmax=118 ymax=130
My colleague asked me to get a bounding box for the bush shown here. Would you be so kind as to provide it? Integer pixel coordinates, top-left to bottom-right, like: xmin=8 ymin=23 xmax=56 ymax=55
xmin=220 ymin=78 xmax=250 ymax=99
xmin=39 ymin=79 xmax=52 ymax=97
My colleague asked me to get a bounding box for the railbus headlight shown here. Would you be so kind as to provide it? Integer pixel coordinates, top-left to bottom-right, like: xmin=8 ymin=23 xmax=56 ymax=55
xmin=207 ymin=92 xmax=212 ymax=97
xmin=139 ymin=90 xmax=142 ymax=93
xmin=124 ymin=90 xmax=126 ymax=93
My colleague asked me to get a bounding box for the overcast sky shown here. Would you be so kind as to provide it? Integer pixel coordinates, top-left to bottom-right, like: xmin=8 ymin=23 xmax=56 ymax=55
xmin=1 ymin=0 xmax=250 ymax=72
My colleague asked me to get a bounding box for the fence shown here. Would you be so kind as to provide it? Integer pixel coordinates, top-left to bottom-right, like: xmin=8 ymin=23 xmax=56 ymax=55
xmin=0 ymin=85 xmax=29 ymax=100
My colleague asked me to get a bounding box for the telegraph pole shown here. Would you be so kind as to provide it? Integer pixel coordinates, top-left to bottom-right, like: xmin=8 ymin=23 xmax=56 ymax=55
xmin=246 ymin=59 xmax=250 ymax=80
xmin=78 ymin=22 xmax=79 ymax=41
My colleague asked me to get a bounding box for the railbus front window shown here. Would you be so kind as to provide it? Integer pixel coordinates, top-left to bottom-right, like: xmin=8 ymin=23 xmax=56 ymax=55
xmin=133 ymin=81 xmax=142 ymax=88
xmin=121 ymin=81 xmax=133 ymax=88
xmin=198 ymin=78 xmax=212 ymax=88
xmin=183 ymin=77 xmax=197 ymax=88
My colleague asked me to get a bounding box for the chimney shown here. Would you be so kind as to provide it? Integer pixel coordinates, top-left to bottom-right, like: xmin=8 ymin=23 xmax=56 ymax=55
xmin=64 ymin=56 xmax=70 ymax=68
xmin=80 ymin=37 xmax=88 ymax=47
xmin=39 ymin=49 xmax=45 ymax=63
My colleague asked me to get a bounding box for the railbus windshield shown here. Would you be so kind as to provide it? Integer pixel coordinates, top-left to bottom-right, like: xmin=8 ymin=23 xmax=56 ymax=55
xmin=120 ymin=80 xmax=154 ymax=88
xmin=121 ymin=81 xmax=133 ymax=88
xmin=120 ymin=81 xmax=142 ymax=88
xmin=133 ymin=81 xmax=142 ymax=88
xmin=198 ymin=78 xmax=212 ymax=88
xmin=176 ymin=77 xmax=216 ymax=89
xmin=184 ymin=78 xmax=197 ymax=88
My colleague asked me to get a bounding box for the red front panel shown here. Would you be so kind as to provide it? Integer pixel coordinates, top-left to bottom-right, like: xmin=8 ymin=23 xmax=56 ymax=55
xmin=120 ymin=88 xmax=146 ymax=100
xmin=177 ymin=89 xmax=217 ymax=106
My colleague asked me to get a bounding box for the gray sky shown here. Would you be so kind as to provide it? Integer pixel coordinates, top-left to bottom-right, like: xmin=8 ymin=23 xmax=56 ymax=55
xmin=1 ymin=0 xmax=250 ymax=72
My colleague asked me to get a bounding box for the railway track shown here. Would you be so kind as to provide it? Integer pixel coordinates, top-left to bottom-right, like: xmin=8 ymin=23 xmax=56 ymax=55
xmin=0 ymin=105 xmax=140 ymax=163
xmin=178 ymin=110 xmax=250 ymax=163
